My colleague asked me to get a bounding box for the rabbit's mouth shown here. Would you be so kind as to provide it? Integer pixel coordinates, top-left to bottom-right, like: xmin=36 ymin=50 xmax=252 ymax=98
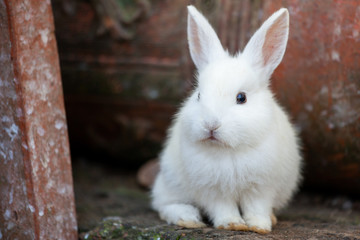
xmin=201 ymin=128 xmax=220 ymax=142
xmin=207 ymin=135 xmax=217 ymax=141
xmin=200 ymin=135 xmax=232 ymax=148
xmin=196 ymin=128 xmax=234 ymax=148
xmin=200 ymin=135 xmax=219 ymax=143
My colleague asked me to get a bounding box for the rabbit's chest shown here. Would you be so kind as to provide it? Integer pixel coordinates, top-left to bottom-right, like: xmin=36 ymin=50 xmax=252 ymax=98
xmin=182 ymin=147 xmax=268 ymax=192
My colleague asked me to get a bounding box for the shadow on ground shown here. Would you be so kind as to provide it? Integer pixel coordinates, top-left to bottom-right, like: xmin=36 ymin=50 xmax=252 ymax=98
xmin=73 ymin=159 xmax=360 ymax=240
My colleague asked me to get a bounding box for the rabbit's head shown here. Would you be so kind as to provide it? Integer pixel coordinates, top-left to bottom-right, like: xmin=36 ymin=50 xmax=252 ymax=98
xmin=180 ymin=6 xmax=289 ymax=149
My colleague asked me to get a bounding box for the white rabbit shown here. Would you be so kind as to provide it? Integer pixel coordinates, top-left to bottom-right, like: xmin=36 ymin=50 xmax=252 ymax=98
xmin=151 ymin=5 xmax=302 ymax=234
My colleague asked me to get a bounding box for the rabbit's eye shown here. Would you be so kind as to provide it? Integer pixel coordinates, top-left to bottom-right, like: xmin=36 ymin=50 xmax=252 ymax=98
xmin=236 ymin=92 xmax=247 ymax=104
xmin=197 ymin=92 xmax=201 ymax=101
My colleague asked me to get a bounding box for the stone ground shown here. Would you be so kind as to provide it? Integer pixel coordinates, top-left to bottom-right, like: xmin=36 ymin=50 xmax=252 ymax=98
xmin=73 ymin=160 xmax=360 ymax=240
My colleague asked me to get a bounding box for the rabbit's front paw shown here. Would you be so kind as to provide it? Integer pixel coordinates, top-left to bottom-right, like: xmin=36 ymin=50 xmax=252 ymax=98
xmin=244 ymin=214 xmax=272 ymax=234
xmin=177 ymin=220 xmax=206 ymax=228
xmin=215 ymin=217 xmax=248 ymax=231
xmin=159 ymin=203 xmax=206 ymax=229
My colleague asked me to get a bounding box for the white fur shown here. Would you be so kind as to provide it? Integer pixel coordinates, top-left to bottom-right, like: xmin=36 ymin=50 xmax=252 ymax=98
xmin=152 ymin=6 xmax=302 ymax=232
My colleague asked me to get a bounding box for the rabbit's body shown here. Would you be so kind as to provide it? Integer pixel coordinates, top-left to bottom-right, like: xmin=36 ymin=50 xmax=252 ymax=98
xmin=152 ymin=6 xmax=302 ymax=234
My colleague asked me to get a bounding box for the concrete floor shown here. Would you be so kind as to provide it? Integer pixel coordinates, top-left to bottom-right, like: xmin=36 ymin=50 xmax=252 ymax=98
xmin=73 ymin=160 xmax=360 ymax=240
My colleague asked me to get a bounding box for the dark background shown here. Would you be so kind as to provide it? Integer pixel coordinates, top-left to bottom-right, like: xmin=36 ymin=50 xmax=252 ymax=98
xmin=51 ymin=0 xmax=360 ymax=196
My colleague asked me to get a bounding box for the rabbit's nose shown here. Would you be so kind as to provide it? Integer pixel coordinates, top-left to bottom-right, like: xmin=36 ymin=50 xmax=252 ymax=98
xmin=204 ymin=121 xmax=221 ymax=132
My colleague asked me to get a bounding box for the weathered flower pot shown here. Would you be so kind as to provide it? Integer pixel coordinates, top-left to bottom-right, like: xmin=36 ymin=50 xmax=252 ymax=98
xmin=264 ymin=0 xmax=360 ymax=195
xmin=53 ymin=0 xmax=360 ymax=194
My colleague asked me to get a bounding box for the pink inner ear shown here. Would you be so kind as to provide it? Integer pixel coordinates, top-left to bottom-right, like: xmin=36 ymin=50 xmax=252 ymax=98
xmin=189 ymin=16 xmax=202 ymax=57
xmin=262 ymin=11 xmax=288 ymax=66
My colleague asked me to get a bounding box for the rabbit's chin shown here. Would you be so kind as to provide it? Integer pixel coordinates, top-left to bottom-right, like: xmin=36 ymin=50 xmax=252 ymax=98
xmin=199 ymin=136 xmax=233 ymax=149
xmin=195 ymin=133 xmax=257 ymax=150
xmin=198 ymin=138 xmax=260 ymax=151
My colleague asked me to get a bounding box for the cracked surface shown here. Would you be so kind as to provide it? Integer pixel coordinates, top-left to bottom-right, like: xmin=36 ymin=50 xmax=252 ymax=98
xmin=74 ymin=161 xmax=360 ymax=239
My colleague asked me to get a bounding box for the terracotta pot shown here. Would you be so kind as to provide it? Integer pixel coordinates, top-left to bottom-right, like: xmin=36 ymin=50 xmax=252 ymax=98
xmin=264 ymin=0 xmax=360 ymax=194
xmin=53 ymin=0 xmax=360 ymax=194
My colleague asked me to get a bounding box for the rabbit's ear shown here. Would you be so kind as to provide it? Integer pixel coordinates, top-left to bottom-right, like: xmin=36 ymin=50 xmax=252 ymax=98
xmin=187 ymin=5 xmax=226 ymax=71
xmin=242 ymin=8 xmax=289 ymax=79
